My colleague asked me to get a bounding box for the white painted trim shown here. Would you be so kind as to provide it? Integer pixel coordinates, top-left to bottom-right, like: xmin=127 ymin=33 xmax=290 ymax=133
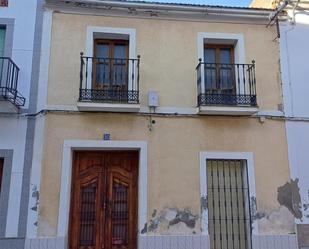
xmin=199 ymin=151 xmax=258 ymax=235
xmin=198 ymin=106 xmax=258 ymax=115
xmin=77 ymin=102 xmax=141 ymax=112
xmin=45 ymin=104 xmax=284 ymax=117
xmin=57 ymin=140 xmax=148 ymax=241
xmin=86 ymin=26 xmax=137 ymax=91
xmin=26 ymin=116 xmax=46 ymax=237
xmin=197 ymin=32 xmax=246 ymax=94
xmin=36 ymin=9 xmax=53 ymax=111
xmin=197 ymin=32 xmax=245 ymax=64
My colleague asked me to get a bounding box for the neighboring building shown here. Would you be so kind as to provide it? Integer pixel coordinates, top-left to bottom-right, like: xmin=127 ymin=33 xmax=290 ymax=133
xmin=276 ymin=0 xmax=309 ymax=248
xmin=250 ymin=0 xmax=277 ymax=9
xmin=251 ymin=0 xmax=309 ymax=248
xmin=0 ymin=0 xmax=43 ymax=249
xmin=24 ymin=0 xmax=300 ymax=249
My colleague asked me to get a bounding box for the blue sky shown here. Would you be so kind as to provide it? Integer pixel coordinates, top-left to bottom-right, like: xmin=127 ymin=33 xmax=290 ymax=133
xmin=142 ymin=0 xmax=252 ymax=7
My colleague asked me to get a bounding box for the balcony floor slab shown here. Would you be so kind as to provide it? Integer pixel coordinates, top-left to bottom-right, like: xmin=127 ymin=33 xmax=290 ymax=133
xmin=0 ymin=99 xmax=19 ymax=113
xmin=198 ymin=105 xmax=259 ymax=116
xmin=77 ymin=102 xmax=141 ymax=113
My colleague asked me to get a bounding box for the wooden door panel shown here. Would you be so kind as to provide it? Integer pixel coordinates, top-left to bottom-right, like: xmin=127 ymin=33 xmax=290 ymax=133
xmin=70 ymin=172 xmax=105 ymax=249
xmin=106 ymin=170 xmax=136 ymax=249
xmin=70 ymin=151 xmax=138 ymax=249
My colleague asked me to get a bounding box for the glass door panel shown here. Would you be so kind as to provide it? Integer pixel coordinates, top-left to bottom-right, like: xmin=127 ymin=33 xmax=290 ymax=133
xmin=95 ymin=43 xmax=110 ymax=86
xmin=113 ymin=44 xmax=128 ymax=87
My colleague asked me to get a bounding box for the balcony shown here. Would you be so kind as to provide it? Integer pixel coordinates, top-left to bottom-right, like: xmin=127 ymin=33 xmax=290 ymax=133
xmin=0 ymin=57 xmax=25 ymax=113
xmin=77 ymin=53 xmax=140 ymax=112
xmin=196 ymin=60 xmax=258 ymax=115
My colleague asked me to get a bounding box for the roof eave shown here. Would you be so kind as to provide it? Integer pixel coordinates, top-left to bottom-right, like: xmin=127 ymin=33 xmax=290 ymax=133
xmin=46 ymin=0 xmax=275 ymax=19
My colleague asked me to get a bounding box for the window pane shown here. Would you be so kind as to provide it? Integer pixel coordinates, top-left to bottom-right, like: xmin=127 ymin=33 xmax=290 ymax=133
xmin=0 ymin=27 xmax=6 ymax=84
xmin=96 ymin=43 xmax=109 ymax=58
xmin=95 ymin=44 xmax=110 ymax=85
xmin=220 ymin=49 xmax=231 ymax=64
xmin=204 ymin=48 xmax=215 ymax=63
xmin=113 ymin=44 xmax=127 ymax=85
xmin=0 ymin=159 xmax=4 ymax=194
xmin=114 ymin=44 xmax=126 ymax=59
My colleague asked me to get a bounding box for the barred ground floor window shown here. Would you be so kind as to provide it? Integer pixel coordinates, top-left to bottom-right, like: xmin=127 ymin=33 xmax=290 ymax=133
xmin=206 ymin=159 xmax=252 ymax=249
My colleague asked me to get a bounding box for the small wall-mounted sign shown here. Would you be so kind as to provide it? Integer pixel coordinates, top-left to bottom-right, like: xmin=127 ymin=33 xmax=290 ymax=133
xmin=103 ymin=133 xmax=110 ymax=140
xmin=0 ymin=0 xmax=8 ymax=7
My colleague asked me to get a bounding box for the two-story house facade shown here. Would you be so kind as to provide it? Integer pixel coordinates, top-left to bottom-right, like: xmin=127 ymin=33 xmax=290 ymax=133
xmin=0 ymin=0 xmax=44 ymax=249
xmin=26 ymin=1 xmax=299 ymax=249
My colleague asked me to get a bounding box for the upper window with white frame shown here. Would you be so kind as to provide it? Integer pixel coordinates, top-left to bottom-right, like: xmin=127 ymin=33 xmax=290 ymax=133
xmin=196 ymin=34 xmax=257 ymax=108
xmin=78 ymin=30 xmax=140 ymax=105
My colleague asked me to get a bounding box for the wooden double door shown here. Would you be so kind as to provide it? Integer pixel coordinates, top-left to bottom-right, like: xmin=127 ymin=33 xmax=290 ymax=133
xmin=69 ymin=151 xmax=138 ymax=249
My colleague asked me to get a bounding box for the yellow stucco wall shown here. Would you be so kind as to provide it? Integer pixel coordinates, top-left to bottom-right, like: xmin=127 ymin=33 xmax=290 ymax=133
xmin=38 ymin=114 xmax=293 ymax=236
xmin=47 ymin=13 xmax=282 ymax=110
xmin=38 ymin=11 xmax=294 ymax=238
xmin=250 ymin=0 xmax=277 ymax=9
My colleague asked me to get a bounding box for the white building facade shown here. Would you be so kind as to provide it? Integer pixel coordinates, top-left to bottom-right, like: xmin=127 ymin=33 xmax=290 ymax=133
xmin=279 ymin=1 xmax=309 ymax=248
xmin=0 ymin=0 xmax=43 ymax=248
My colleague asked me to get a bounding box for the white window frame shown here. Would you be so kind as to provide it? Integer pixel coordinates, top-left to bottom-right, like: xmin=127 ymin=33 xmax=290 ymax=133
xmin=86 ymin=26 xmax=137 ymax=92
xmin=57 ymin=140 xmax=148 ymax=247
xmin=197 ymin=32 xmax=246 ymax=95
xmin=199 ymin=151 xmax=258 ymax=236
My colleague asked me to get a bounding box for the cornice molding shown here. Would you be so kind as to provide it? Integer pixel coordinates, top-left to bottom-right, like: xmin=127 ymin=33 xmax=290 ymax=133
xmin=45 ymin=0 xmax=282 ymax=24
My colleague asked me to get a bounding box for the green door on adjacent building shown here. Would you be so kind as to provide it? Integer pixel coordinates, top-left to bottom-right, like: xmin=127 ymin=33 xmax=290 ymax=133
xmin=0 ymin=27 xmax=6 ymax=86
xmin=0 ymin=27 xmax=5 ymax=57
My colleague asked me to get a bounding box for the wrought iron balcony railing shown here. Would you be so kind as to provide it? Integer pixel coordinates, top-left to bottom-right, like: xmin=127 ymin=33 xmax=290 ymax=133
xmin=196 ymin=60 xmax=257 ymax=107
xmin=0 ymin=57 xmax=25 ymax=107
xmin=79 ymin=53 xmax=140 ymax=104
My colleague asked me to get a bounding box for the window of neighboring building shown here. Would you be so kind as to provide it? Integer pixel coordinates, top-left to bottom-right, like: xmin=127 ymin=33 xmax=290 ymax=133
xmin=0 ymin=158 xmax=4 ymax=194
xmin=204 ymin=44 xmax=236 ymax=95
xmin=0 ymin=0 xmax=8 ymax=7
xmin=93 ymin=39 xmax=129 ymax=90
xmin=206 ymin=159 xmax=252 ymax=249
xmin=0 ymin=26 xmax=6 ymax=57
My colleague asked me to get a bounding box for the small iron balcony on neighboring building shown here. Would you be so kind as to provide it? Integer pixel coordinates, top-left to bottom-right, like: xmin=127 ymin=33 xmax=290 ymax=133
xmin=196 ymin=60 xmax=257 ymax=111
xmin=79 ymin=52 xmax=140 ymax=106
xmin=0 ymin=57 xmax=25 ymax=112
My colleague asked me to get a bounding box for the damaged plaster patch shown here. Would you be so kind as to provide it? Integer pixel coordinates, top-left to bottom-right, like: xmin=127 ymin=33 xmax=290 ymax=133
xmin=277 ymin=179 xmax=302 ymax=220
xmin=258 ymin=206 xmax=295 ymax=234
xmin=31 ymin=185 xmax=40 ymax=212
xmin=144 ymin=208 xmax=199 ymax=234
xmin=141 ymin=223 xmax=147 ymax=234
xmin=169 ymin=209 xmax=198 ymax=229
xmin=200 ymin=195 xmax=208 ymax=211
xmin=249 ymin=196 xmax=295 ymax=234
xmin=250 ymin=196 xmax=266 ymax=221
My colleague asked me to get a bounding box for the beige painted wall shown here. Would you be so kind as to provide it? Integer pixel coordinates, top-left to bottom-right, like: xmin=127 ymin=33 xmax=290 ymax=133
xmin=38 ymin=114 xmax=293 ymax=236
xmin=250 ymin=0 xmax=276 ymax=9
xmin=47 ymin=13 xmax=282 ymax=110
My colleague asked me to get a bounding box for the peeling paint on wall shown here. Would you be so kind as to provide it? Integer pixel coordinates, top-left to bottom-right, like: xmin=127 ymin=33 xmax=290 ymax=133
xmin=142 ymin=208 xmax=199 ymax=235
xmin=30 ymin=184 xmax=40 ymax=226
xmin=277 ymin=178 xmax=302 ymax=220
xmin=250 ymin=196 xmax=266 ymax=221
xmin=258 ymin=206 xmax=295 ymax=234
xmin=200 ymin=195 xmax=207 ymax=211
xmin=249 ymin=196 xmax=295 ymax=234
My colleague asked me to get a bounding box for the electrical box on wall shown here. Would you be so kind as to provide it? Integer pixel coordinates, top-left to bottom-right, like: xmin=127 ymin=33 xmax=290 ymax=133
xmin=148 ymin=91 xmax=159 ymax=107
